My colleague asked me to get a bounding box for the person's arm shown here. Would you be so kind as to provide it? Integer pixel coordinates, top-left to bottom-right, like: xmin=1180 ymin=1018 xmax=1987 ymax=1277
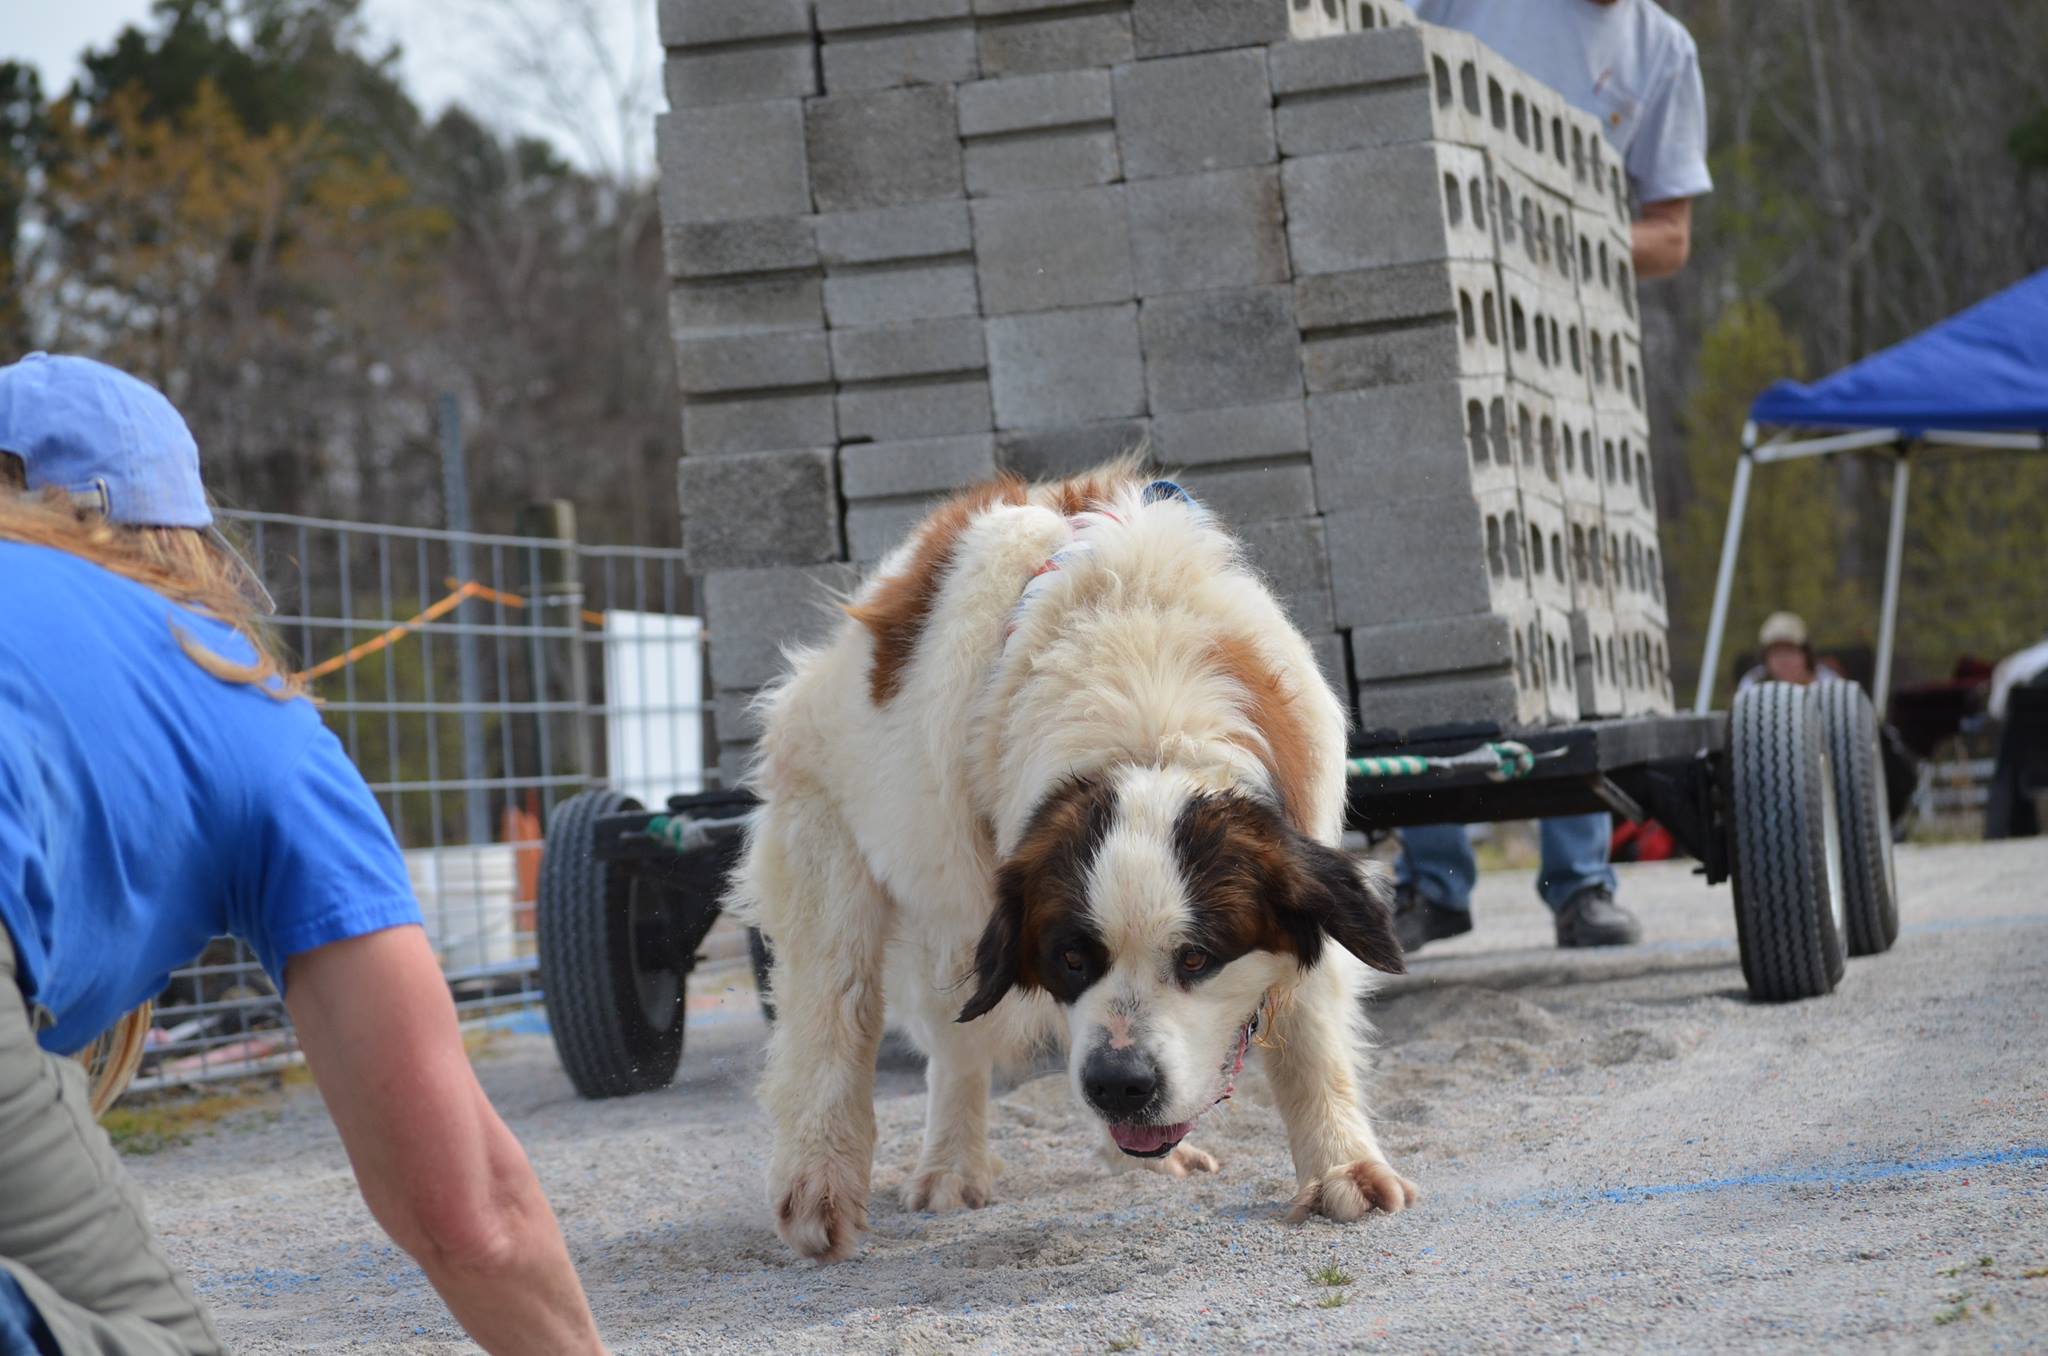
xmin=1631 ymin=197 xmax=1692 ymax=279
xmin=285 ymin=928 xmax=607 ymax=1356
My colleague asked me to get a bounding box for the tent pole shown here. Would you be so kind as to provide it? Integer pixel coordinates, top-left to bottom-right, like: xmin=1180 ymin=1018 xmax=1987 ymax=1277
xmin=1873 ymin=446 xmax=1911 ymax=716
xmin=1695 ymin=423 xmax=1757 ymax=714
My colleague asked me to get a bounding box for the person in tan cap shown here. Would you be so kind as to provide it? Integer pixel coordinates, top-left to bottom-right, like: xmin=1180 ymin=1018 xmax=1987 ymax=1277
xmin=1738 ymin=611 xmax=1843 ymax=689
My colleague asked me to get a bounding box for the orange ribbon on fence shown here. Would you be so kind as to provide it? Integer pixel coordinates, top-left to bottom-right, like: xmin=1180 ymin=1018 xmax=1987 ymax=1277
xmin=295 ymin=580 xmax=605 ymax=683
xmin=449 ymin=578 xmax=607 ymax=628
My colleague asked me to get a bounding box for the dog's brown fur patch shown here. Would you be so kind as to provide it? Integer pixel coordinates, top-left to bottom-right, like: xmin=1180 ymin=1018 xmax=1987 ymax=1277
xmin=1170 ymin=791 xmax=1314 ymax=963
xmin=1038 ymin=466 xmax=1138 ymax=518
xmin=848 ymin=467 xmax=1145 ymax=708
xmin=1174 ymin=790 xmax=1405 ymax=977
xmin=1208 ymin=633 xmax=1322 ymax=835
xmin=846 ymin=474 xmax=1029 ymax=706
xmin=958 ymin=774 xmax=1117 ymax=1020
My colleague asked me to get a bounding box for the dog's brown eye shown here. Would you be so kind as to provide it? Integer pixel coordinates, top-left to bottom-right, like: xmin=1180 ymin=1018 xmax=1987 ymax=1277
xmin=1179 ymin=948 xmax=1211 ymax=974
xmin=1061 ymin=947 xmax=1085 ymax=973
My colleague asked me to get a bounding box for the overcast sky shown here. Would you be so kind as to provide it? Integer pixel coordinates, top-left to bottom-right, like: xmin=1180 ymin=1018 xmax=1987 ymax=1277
xmin=7 ymin=0 xmax=661 ymax=178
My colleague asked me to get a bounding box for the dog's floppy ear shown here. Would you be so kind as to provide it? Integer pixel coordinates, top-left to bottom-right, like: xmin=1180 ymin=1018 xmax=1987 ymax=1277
xmin=1285 ymin=834 xmax=1405 ymax=975
xmin=957 ymin=861 xmax=1028 ymax=1023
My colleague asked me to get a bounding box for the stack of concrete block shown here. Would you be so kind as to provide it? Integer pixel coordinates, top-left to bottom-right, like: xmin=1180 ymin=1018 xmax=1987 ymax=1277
xmin=657 ymin=0 xmax=1673 ymax=778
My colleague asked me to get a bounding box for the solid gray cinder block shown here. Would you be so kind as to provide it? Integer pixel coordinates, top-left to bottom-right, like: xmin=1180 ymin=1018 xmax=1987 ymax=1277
xmin=816 ymin=0 xmax=970 ymax=29
xmin=1293 ymin=261 xmax=1460 ymax=332
xmin=1266 ymin=22 xmax=1435 ymax=95
xmin=656 ymin=104 xmax=811 ymax=225
xmin=837 ymin=375 xmax=994 ymax=442
xmin=1130 ymin=0 xmax=1287 ymax=60
xmin=840 ymin=433 xmax=998 ymax=498
xmin=1175 ymin=459 xmax=1316 ymax=527
xmin=806 ymin=87 xmax=965 ymax=212
xmin=957 ymin=67 xmax=1113 ymax=134
xmin=824 ymin=261 xmax=982 ymax=328
xmin=846 ymin=497 xmax=944 ymax=562
xmin=965 ymin=128 xmax=1120 ymax=197
xmin=1152 ymin=400 xmax=1307 ymax=467
xmin=1281 ymin=144 xmax=1494 ymax=275
xmin=1349 ymin=611 xmax=1514 ymax=683
xmin=718 ymin=740 xmax=758 ymax=788
xmin=1299 ymin=318 xmax=1461 ymax=394
xmin=987 ymin=304 xmax=1147 ymax=430
xmin=669 ymin=274 xmax=824 ymax=341
xmin=665 ymin=43 xmax=816 ymax=109
xmin=995 ymin=419 xmax=1152 ymax=480
xmin=816 ymin=199 xmax=973 ymax=265
xmin=1139 ymin=285 xmax=1301 ymax=414
xmin=1113 ymin=48 xmax=1275 ymax=182
xmin=1125 ymin=166 xmax=1289 ymax=297
xmin=822 ymin=24 xmax=979 ymax=94
xmin=958 ymin=68 xmax=1118 ymax=196
xmin=703 ymin=561 xmax=863 ymax=691
xmin=677 ymin=447 xmax=841 ymax=570
xmin=1267 ymin=26 xmax=1467 ymax=156
xmin=659 ymin=0 xmax=809 ymax=47
xmin=674 ymin=331 xmax=832 ymax=396
xmin=1308 ymin=382 xmax=1495 ymax=511
xmin=712 ymin=687 xmax=764 ymax=745
xmin=830 ymin=316 xmax=987 ymax=383
xmin=1234 ymin=515 xmax=1334 ymax=634
xmin=682 ymin=390 xmax=837 ymax=456
xmin=1354 ymin=673 xmax=1521 ymax=735
xmin=1307 ymin=630 xmax=1350 ymax=703
xmin=972 ymin=187 xmax=1133 ymax=314
xmin=975 ymin=5 xmax=1134 ymax=77
xmin=662 ymin=216 xmax=816 ymax=281
xmin=1325 ymin=496 xmax=1497 ymax=629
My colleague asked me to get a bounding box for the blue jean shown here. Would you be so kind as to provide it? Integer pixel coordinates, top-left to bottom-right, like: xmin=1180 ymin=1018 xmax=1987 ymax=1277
xmin=0 ymin=1272 xmax=57 ymax=1356
xmin=1396 ymin=813 xmax=1616 ymax=914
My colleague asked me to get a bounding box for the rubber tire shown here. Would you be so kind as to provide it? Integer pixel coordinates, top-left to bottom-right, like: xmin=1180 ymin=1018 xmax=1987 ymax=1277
xmin=1815 ymin=682 xmax=1900 ymax=956
xmin=748 ymin=928 xmax=776 ymax=1025
xmin=1729 ymin=683 xmax=1847 ymax=1002
xmin=538 ymin=789 xmax=685 ymax=1098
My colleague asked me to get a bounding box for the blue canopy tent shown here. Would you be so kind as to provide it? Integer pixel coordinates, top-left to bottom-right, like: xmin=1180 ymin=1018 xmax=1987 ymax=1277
xmin=1696 ymin=269 xmax=2048 ymax=714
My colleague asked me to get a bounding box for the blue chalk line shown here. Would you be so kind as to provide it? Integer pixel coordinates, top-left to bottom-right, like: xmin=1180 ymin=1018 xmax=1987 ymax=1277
xmin=1508 ymin=1145 xmax=2048 ymax=1210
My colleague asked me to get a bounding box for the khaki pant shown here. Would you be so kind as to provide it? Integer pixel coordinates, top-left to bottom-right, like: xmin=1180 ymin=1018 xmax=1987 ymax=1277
xmin=0 ymin=928 xmax=224 ymax=1355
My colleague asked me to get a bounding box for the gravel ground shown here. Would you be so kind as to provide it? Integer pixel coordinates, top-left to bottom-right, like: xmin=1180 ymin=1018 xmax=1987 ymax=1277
xmin=129 ymin=839 xmax=2048 ymax=1354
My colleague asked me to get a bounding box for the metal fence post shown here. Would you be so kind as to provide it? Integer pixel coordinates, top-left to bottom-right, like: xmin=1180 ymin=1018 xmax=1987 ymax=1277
xmin=439 ymin=395 xmax=492 ymax=844
xmin=517 ymin=501 xmax=593 ymax=800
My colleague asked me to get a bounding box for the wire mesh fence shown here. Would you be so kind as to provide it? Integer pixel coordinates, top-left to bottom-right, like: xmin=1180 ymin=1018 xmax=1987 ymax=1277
xmin=130 ymin=508 xmax=704 ymax=1093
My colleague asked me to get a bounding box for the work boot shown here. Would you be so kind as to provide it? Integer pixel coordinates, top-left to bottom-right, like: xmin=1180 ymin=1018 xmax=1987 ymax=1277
xmin=1392 ymin=883 xmax=1473 ymax=955
xmin=1553 ymin=886 xmax=1642 ymax=948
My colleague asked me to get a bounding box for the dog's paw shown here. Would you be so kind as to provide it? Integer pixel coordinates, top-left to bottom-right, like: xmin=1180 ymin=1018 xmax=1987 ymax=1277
xmin=901 ymin=1165 xmax=993 ymax=1213
xmin=1146 ymin=1141 xmax=1221 ymax=1179
xmin=1098 ymin=1137 xmax=1220 ymax=1178
xmin=774 ymin=1167 xmax=870 ymax=1262
xmin=1286 ymin=1159 xmax=1420 ymax=1223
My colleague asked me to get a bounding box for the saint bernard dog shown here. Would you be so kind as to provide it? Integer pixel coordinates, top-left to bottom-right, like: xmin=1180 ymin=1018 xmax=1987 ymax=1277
xmin=728 ymin=462 xmax=1416 ymax=1262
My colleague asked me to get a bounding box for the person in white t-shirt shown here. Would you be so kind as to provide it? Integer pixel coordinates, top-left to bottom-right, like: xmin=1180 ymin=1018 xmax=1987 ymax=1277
xmin=1414 ymin=0 xmax=1713 ymax=277
xmin=1395 ymin=0 xmax=1713 ymax=955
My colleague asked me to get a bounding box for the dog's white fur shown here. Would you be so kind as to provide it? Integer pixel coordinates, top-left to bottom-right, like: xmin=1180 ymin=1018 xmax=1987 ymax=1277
xmin=728 ymin=471 xmax=1417 ymax=1261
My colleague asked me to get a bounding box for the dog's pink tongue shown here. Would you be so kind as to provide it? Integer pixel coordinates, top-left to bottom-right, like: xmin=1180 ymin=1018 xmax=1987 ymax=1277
xmin=1110 ymin=1122 xmax=1192 ymax=1154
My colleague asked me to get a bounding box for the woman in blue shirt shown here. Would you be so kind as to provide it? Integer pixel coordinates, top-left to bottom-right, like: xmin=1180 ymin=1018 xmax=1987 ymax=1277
xmin=0 ymin=354 xmax=606 ymax=1356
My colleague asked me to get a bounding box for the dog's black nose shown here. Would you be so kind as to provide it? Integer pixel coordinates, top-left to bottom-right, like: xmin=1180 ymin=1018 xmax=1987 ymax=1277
xmin=1082 ymin=1047 xmax=1161 ymax=1118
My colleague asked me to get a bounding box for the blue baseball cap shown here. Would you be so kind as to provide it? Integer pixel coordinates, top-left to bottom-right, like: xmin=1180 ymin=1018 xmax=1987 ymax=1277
xmin=0 ymin=352 xmax=212 ymax=526
xmin=0 ymin=352 xmax=272 ymax=610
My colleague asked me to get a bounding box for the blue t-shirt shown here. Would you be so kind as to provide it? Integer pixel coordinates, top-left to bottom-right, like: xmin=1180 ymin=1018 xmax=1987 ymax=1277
xmin=0 ymin=542 xmax=423 ymax=1053
xmin=1414 ymin=0 xmax=1714 ymax=206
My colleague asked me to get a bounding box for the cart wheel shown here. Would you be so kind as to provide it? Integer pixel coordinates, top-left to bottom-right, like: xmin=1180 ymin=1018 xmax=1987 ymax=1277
xmin=1815 ymin=682 xmax=1900 ymax=956
xmin=748 ymin=927 xmax=776 ymax=1025
xmin=1729 ymin=683 xmax=1847 ymax=1001
xmin=538 ymin=789 xmax=686 ymax=1098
